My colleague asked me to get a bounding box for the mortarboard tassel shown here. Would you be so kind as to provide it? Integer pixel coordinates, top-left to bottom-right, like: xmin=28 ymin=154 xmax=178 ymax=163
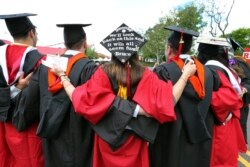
xmin=126 ymin=61 xmax=131 ymax=98
xmin=177 ymin=32 xmax=184 ymax=58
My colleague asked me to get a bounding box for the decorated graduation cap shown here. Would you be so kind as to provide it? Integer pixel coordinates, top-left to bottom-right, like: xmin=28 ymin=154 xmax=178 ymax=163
xmin=165 ymin=25 xmax=199 ymax=55
xmin=197 ymin=36 xmax=231 ymax=56
xmin=100 ymin=23 xmax=146 ymax=64
xmin=57 ymin=24 xmax=91 ymax=48
xmin=0 ymin=13 xmax=36 ymax=36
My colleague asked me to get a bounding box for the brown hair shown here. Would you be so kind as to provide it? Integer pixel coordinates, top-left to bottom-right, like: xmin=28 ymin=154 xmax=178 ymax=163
xmin=231 ymin=64 xmax=246 ymax=79
xmin=102 ymin=53 xmax=145 ymax=98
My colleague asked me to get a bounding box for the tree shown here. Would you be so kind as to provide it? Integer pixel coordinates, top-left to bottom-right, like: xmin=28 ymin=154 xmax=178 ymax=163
xmin=86 ymin=46 xmax=98 ymax=59
xmin=227 ymin=28 xmax=250 ymax=55
xmin=141 ymin=2 xmax=206 ymax=63
xmin=203 ymin=0 xmax=235 ymax=37
xmin=141 ymin=14 xmax=176 ymax=63
xmin=176 ymin=2 xmax=206 ymax=32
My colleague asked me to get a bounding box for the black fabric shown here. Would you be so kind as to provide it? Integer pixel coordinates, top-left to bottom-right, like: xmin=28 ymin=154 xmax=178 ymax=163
xmin=91 ymin=97 xmax=135 ymax=150
xmin=161 ymin=62 xmax=213 ymax=143
xmin=36 ymin=58 xmax=90 ymax=138
xmin=0 ymin=87 xmax=11 ymax=121
xmin=149 ymin=61 xmax=214 ymax=167
xmin=0 ymin=13 xmax=36 ymax=36
xmin=12 ymin=54 xmax=98 ymax=167
xmin=92 ymin=96 xmax=160 ymax=150
xmin=91 ymin=67 xmax=160 ymax=150
xmin=57 ymin=24 xmax=91 ymax=48
xmin=11 ymin=50 xmax=43 ymax=129
xmin=0 ymin=39 xmax=5 ymax=46
xmin=234 ymin=57 xmax=250 ymax=142
xmin=0 ymin=48 xmax=43 ymax=123
xmin=128 ymin=116 xmax=159 ymax=144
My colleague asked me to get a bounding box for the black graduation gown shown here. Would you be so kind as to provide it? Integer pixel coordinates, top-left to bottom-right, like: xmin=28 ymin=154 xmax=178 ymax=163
xmin=0 ymin=48 xmax=43 ymax=122
xmin=149 ymin=61 xmax=214 ymax=167
xmin=14 ymin=54 xmax=97 ymax=167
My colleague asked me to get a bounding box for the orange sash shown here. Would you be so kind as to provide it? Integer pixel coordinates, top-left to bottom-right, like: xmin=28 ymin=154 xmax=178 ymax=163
xmin=173 ymin=57 xmax=205 ymax=99
xmin=48 ymin=53 xmax=86 ymax=94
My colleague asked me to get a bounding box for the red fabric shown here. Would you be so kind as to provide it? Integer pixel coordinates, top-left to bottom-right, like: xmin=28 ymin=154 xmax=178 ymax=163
xmin=133 ymin=68 xmax=176 ymax=123
xmin=93 ymin=134 xmax=149 ymax=167
xmin=6 ymin=45 xmax=28 ymax=84
xmin=72 ymin=67 xmax=177 ymax=166
xmin=211 ymin=71 xmax=243 ymax=122
xmin=210 ymin=70 xmax=246 ymax=167
xmin=48 ymin=53 xmax=86 ymax=94
xmin=72 ymin=67 xmax=116 ymax=124
xmin=0 ymin=122 xmax=44 ymax=167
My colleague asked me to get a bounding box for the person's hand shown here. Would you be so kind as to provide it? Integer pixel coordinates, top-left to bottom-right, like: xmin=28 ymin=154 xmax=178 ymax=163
xmin=242 ymin=87 xmax=248 ymax=94
xmin=223 ymin=113 xmax=232 ymax=125
xmin=51 ymin=64 xmax=65 ymax=77
xmin=238 ymin=92 xmax=244 ymax=98
xmin=182 ymin=61 xmax=197 ymax=77
xmin=16 ymin=72 xmax=33 ymax=89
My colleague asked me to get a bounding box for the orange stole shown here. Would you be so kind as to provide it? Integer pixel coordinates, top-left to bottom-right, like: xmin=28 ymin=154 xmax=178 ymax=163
xmin=173 ymin=57 xmax=205 ymax=99
xmin=48 ymin=53 xmax=86 ymax=94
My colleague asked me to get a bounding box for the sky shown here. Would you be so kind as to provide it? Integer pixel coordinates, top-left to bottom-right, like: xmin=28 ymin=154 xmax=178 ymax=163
xmin=0 ymin=0 xmax=249 ymax=56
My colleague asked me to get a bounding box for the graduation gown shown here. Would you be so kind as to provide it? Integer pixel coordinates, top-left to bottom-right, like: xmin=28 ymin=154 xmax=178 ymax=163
xmin=14 ymin=53 xmax=98 ymax=167
xmin=149 ymin=60 xmax=214 ymax=167
xmin=72 ymin=67 xmax=176 ymax=167
xmin=207 ymin=65 xmax=247 ymax=167
xmin=0 ymin=44 xmax=44 ymax=167
xmin=234 ymin=57 xmax=250 ymax=142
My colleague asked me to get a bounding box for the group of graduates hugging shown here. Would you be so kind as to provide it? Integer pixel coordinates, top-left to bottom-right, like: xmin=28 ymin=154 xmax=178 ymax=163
xmin=0 ymin=13 xmax=249 ymax=167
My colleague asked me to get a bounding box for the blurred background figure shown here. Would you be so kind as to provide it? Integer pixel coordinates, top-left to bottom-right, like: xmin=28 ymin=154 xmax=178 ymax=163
xmin=228 ymin=37 xmax=250 ymax=143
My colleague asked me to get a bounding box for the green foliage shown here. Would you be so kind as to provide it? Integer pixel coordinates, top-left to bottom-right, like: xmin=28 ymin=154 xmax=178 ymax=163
xmin=176 ymin=2 xmax=206 ymax=31
xmin=226 ymin=28 xmax=250 ymax=55
xmin=141 ymin=2 xmax=206 ymax=63
xmin=228 ymin=28 xmax=250 ymax=48
xmin=141 ymin=14 xmax=176 ymax=63
xmin=86 ymin=47 xmax=98 ymax=59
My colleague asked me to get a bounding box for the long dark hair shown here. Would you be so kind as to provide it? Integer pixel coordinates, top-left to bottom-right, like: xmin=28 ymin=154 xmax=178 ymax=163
xmin=102 ymin=53 xmax=145 ymax=98
xmin=197 ymin=44 xmax=229 ymax=67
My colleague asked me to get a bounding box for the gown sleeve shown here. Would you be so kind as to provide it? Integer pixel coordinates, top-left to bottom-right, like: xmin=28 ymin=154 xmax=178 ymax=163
xmin=72 ymin=67 xmax=161 ymax=148
xmin=72 ymin=67 xmax=117 ymax=124
xmin=133 ymin=69 xmax=176 ymax=123
xmin=211 ymin=70 xmax=243 ymax=122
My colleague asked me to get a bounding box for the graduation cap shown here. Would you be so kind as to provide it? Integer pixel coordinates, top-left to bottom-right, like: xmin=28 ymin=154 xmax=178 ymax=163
xmin=0 ymin=39 xmax=5 ymax=46
xmin=229 ymin=38 xmax=244 ymax=52
xmin=100 ymin=23 xmax=146 ymax=64
xmin=165 ymin=25 xmax=199 ymax=54
xmin=0 ymin=13 xmax=36 ymax=36
xmin=57 ymin=24 xmax=91 ymax=48
xmin=197 ymin=36 xmax=231 ymax=56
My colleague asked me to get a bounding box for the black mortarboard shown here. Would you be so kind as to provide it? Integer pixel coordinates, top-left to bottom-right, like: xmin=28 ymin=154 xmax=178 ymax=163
xmin=56 ymin=24 xmax=91 ymax=47
xmin=229 ymin=38 xmax=244 ymax=52
xmin=100 ymin=23 xmax=146 ymax=64
xmin=0 ymin=39 xmax=5 ymax=46
xmin=165 ymin=25 xmax=199 ymax=54
xmin=0 ymin=13 xmax=36 ymax=36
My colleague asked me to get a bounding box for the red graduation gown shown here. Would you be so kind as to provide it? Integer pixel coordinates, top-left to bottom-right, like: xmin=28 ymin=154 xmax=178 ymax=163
xmin=72 ymin=67 xmax=176 ymax=167
xmin=210 ymin=70 xmax=247 ymax=167
xmin=0 ymin=45 xmax=44 ymax=167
